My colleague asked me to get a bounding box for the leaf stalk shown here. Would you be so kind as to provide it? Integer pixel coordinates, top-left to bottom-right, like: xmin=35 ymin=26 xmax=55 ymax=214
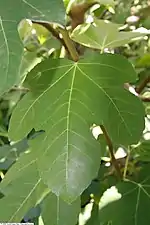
xmin=100 ymin=125 xmax=122 ymax=179
xmin=58 ymin=27 xmax=79 ymax=62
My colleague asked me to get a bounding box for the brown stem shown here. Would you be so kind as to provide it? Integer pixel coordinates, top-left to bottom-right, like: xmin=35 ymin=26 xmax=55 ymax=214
xmin=10 ymin=87 xmax=30 ymax=92
xmin=69 ymin=2 xmax=97 ymax=30
xmin=100 ymin=125 xmax=122 ymax=179
xmin=124 ymin=83 xmax=150 ymax=102
xmin=135 ymin=75 xmax=150 ymax=94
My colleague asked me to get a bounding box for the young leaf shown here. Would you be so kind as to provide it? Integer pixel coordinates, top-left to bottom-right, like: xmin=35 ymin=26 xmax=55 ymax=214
xmin=9 ymin=53 xmax=144 ymax=202
xmin=42 ymin=192 xmax=80 ymax=225
xmin=71 ymin=19 xmax=146 ymax=51
xmin=0 ymin=0 xmax=65 ymax=95
xmin=98 ymin=164 xmax=150 ymax=225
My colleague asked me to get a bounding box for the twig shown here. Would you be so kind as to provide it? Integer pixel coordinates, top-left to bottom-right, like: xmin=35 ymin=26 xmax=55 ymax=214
xmin=124 ymin=83 xmax=150 ymax=102
xmin=135 ymin=75 xmax=150 ymax=94
xmin=10 ymin=87 xmax=29 ymax=92
xmin=123 ymin=150 xmax=130 ymax=179
xmin=100 ymin=125 xmax=122 ymax=179
xmin=68 ymin=2 xmax=97 ymax=30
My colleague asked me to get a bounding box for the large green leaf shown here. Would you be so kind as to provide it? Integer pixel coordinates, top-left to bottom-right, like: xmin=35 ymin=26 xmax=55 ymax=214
xmin=0 ymin=0 xmax=65 ymax=95
xmin=71 ymin=19 xmax=146 ymax=51
xmin=42 ymin=192 xmax=80 ymax=225
xmin=98 ymin=164 xmax=150 ymax=225
xmin=9 ymin=53 xmax=144 ymax=202
xmin=0 ymin=152 xmax=49 ymax=222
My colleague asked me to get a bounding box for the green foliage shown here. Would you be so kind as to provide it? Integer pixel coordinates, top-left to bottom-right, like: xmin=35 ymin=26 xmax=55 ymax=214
xmin=8 ymin=53 xmax=144 ymax=203
xmin=18 ymin=19 xmax=60 ymax=53
xmin=9 ymin=54 xmax=144 ymax=145
xmin=71 ymin=19 xmax=146 ymax=51
xmin=0 ymin=152 xmax=49 ymax=222
xmin=0 ymin=0 xmax=150 ymax=224
xmin=98 ymin=164 xmax=150 ymax=225
xmin=0 ymin=0 xmax=65 ymax=95
xmin=41 ymin=193 xmax=80 ymax=225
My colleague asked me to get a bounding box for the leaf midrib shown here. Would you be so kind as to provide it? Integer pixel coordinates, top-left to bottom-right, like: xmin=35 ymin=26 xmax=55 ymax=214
xmin=66 ymin=63 xmax=77 ymax=184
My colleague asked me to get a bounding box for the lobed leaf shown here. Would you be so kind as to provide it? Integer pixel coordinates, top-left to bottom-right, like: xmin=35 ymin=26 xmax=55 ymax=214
xmin=9 ymin=53 xmax=144 ymax=202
